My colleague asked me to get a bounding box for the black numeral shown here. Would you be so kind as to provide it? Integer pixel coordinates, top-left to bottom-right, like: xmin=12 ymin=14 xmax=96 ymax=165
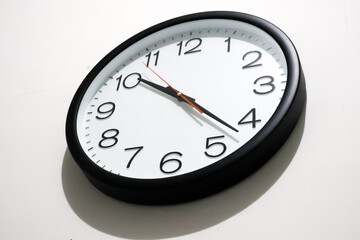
xmin=123 ymin=72 xmax=141 ymax=89
xmin=225 ymin=37 xmax=231 ymax=52
xmin=238 ymin=108 xmax=261 ymax=128
xmin=116 ymin=72 xmax=141 ymax=91
xmin=253 ymin=76 xmax=275 ymax=94
xmin=177 ymin=38 xmax=202 ymax=55
xmin=145 ymin=50 xmax=160 ymax=67
xmin=96 ymin=102 xmax=115 ymax=120
xmin=98 ymin=129 xmax=119 ymax=148
xmin=124 ymin=146 xmax=144 ymax=168
xmin=116 ymin=75 xmax=122 ymax=91
xmin=242 ymin=51 xmax=262 ymax=69
xmin=205 ymin=135 xmax=227 ymax=158
xmin=160 ymin=151 xmax=182 ymax=174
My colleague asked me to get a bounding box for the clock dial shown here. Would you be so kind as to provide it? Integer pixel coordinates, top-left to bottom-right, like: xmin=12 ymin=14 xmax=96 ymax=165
xmin=66 ymin=12 xmax=306 ymax=204
xmin=76 ymin=19 xmax=287 ymax=179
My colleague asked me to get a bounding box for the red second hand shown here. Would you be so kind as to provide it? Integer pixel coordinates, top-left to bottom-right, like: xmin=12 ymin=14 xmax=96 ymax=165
xmin=142 ymin=62 xmax=203 ymax=114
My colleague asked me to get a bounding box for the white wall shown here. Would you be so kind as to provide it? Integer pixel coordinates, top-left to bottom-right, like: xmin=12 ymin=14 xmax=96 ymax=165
xmin=1 ymin=0 xmax=359 ymax=239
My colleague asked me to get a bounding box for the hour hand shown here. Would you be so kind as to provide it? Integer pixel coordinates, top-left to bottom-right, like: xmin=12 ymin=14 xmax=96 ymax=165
xmin=138 ymin=76 xmax=238 ymax=133
xmin=138 ymin=77 xmax=195 ymax=102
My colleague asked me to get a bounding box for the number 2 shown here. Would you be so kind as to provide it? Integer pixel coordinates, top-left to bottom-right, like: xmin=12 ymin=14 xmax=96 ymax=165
xmin=242 ymin=51 xmax=262 ymax=69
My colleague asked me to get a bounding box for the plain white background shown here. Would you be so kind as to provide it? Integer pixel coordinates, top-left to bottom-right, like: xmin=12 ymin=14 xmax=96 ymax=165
xmin=0 ymin=0 xmax=359 ymax=239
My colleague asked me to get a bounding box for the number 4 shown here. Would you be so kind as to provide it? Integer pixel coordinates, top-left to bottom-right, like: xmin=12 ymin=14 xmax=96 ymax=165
xmin=238 ymin=108 xmax=261 ymax=128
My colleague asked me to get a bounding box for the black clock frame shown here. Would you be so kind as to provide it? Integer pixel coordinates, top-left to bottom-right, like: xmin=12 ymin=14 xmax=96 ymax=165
xmin=66 ymin=11 xmax=306 ymax=205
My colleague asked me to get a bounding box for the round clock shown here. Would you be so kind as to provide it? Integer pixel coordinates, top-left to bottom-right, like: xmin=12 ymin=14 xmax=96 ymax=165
xmin=66 ymin=11 xmax=306 ymax=204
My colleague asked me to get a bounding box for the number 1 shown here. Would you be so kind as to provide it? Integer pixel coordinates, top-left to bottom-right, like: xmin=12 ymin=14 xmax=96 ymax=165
xmin=225 ymin=37 xmax=231 ymax=52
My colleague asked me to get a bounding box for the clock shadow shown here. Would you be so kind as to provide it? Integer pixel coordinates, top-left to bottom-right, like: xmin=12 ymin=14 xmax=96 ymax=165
xmin=61 ymin=106 xmax=306 ymax=239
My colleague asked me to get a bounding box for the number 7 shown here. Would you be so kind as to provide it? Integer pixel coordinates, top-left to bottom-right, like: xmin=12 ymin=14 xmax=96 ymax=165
xmin=124 ymin=146 xmax=144 ymax=168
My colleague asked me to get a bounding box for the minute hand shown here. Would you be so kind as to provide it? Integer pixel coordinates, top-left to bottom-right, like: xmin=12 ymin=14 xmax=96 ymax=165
xmin=138 ymin=77 xmax=238 ymax=133
xmin=185 ymin=98 xmax=239 ymax=133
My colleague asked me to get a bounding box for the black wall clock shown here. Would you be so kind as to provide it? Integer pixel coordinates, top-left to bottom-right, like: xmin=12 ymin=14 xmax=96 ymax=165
xmin=66 ymin=11 xmax=306 ymax=204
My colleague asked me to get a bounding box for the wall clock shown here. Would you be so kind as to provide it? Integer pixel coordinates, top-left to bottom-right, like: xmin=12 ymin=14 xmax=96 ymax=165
xmin=66 ymin=11 xmax=306 ymax=204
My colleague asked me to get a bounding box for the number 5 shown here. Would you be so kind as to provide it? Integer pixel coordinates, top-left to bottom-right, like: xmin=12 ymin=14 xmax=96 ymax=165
xmin=204 ymin=135 xmax=227 ymax=158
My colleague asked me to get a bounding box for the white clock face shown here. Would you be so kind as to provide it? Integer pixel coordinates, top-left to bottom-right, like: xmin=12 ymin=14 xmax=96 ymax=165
xmin=76 ymin=19 xmax=287 ymax=179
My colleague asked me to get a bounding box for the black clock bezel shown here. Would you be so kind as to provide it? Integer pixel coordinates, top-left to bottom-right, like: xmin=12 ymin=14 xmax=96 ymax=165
xmin=66 ymin=11 xmax=306 ymax=205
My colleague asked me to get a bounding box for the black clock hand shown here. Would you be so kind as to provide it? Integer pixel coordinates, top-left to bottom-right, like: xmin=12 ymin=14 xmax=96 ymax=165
xmin=186 ymin=100 xmax=239 ymax=133
xmin=138 ymin=77 xmax=195 ymax=102
xmin=138 ymin=76 xmax=238 ymax=133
